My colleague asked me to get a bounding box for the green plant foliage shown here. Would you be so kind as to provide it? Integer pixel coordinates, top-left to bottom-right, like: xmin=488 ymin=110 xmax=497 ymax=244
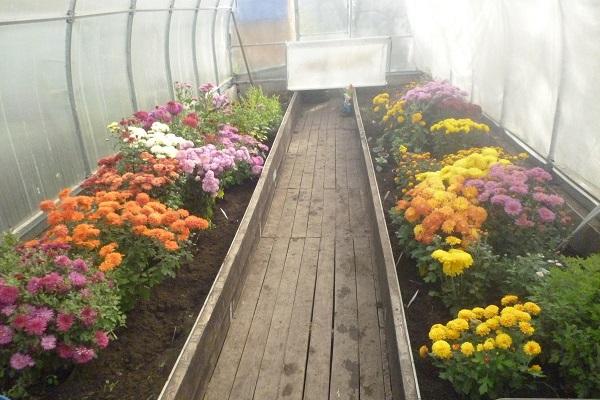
xmin=231 ymin=86 xmax=282 ymax=141
xmin=531 ymin=254 xmax=600 ymax=398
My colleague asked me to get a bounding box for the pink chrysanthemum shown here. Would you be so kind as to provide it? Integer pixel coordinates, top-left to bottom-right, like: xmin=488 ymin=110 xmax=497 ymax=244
xmin=10 ymin=352 xmax=35 ymax=370
xmin=56 ymin=313 xmax=74 ymax=332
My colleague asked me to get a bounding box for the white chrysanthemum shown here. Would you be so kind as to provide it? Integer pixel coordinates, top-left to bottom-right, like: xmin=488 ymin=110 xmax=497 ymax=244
xmin=150 ymin=122 xmax=170 ymax=133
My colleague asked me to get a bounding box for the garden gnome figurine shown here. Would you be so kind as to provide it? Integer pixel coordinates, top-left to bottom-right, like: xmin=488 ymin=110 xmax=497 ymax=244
xmin=342 ymin=84 xmax=354 ymax=116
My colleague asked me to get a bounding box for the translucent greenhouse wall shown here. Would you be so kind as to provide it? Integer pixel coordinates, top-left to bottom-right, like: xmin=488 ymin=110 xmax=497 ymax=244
xmin=405 ymin=0 xmax=600 ymax=204
xmin=231 ymin=0 xmax=416 ymax=82
xmin=0 ymin=1 xmax=234 ymax=234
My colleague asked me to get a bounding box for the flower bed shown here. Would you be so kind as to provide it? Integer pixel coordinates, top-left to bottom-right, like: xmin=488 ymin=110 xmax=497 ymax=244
xmin=361 ymin=80 xmax=600 ymax=399
xmin=0 ymin=84 xmax=284 ymax=399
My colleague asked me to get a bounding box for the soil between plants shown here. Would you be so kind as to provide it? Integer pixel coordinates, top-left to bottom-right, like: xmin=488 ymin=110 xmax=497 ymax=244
xmin=33 ymin=181 xmax=256 ymax=400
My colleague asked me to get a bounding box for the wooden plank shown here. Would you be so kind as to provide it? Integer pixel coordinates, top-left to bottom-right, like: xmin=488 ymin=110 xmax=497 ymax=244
xmin=324 ymin=107 xmax=337 ymax=189
xmin=322 ymin=188 xmax=337 ymax=240
xmin=292 ymin=188 xmax=312 ymax=238
xmin=335 ymin=127 xmax=348 ymax=189
xmin=276 ymin=188 xmax=300 ymax=238
xmin=348 ymin=187 xmax=371 ymax=237
xmin=303 ymin=237 xmax=334 ymax=400
xmin=202 ymin=238 xmax=275 ymax=400
xmin=329 ymin=238 xmax=359 ymax=400
xmin=277 ymin=237 xmax=320 ymax=400
xmin=278 ymin=154 xmax=297 ymax=189
xmin=262 ymin=188 xmax=289 ymax=237
xmin=253 ymin=238 xmax=306 ymax=399
xmin=335 ymin=186 xmax=351 ymax=239
xmin=354 ymin=237 xmax=385 ymax=400
xmin=306 ymin=188 xmax=323 ymax=238
xmin=226 ymin=237 xmax=291 ymax=400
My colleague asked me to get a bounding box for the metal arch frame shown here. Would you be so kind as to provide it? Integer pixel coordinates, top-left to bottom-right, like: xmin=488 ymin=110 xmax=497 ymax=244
xmin=0 ymin=6 xmax=231 ymax=26
xmin=127 ymin=0 xmax=138 ymax=111
xmin=65 ymin=0 xmax=92 ymax=176
xmin=547 ymin=0 xmax=565 ymax=166
xmin=211 ymin=0 xmax=222 ymax=92
xmin=192 ymin=0 xmax=203 ymax=94
xmin=165 ymin=0 xmax=176 ymax=100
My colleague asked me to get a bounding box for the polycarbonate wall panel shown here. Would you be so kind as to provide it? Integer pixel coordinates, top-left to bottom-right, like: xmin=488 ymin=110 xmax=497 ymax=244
xmin=72 ymin=9 xmax=132 ymax=164
xmin=0 ymin=21 xmax=85 ymax=231
xmin=170 ymin=1 xmax=198 ymax=87
xmin=470 ymin=0 xmax=506 ymax=121
xmin=500 ymin=0 xmax=560 ymax=157
xmin=351 ymin=0 xmax=410 ymax=37
xmin=215 ymin=7 xmax=233 ymax=84
xmin=298 ymin=0 xmax=348 ymax=39
xmin=233 ymin=0 xmax=291 ymax=75
xmin=131 ymin=2 xmax=172 ymax=109
xmin=196 ymin=6 xmax=218 ymax=84
xmin=553 ymin=1 xmax=600 ymax=199
xmin=0 ymin=0 xmax=69 ymax=21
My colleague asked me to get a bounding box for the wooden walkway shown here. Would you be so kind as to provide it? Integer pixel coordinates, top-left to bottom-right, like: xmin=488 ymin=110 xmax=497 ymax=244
xmin=202 ymin=98 xmax=392 ymax=400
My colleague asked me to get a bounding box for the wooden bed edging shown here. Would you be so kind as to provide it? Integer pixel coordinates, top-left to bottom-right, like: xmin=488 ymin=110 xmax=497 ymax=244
xmin=158 ymin=92 xmax=300 ymax=400
xmin=352 ymin=88 xmax=421 ymax=400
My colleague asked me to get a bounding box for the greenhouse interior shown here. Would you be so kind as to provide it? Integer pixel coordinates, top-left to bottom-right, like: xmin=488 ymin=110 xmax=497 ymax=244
xmin=0 ymin=1 xmax=599 ymax=399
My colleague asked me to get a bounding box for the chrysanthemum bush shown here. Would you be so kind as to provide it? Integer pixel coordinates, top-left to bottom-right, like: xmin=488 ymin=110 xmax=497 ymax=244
xmin=430 ymin=118 xmax=491 ymax=157
xmin=465 ymin=164 xmax=571 ymax=256
xmin=0 ymin=235 xmax=124 ymax=398
xmin=36 ymin=189 xmax=208 ymax=310
xmin=402 ymin=80 xmax=482 ymax=123
xmin=420 ymin=296 xmax=544 ymax=399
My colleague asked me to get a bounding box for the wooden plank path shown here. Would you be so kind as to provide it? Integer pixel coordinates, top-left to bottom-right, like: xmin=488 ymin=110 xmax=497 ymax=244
xmin=203 ymin=98 xmax=391 ymax=400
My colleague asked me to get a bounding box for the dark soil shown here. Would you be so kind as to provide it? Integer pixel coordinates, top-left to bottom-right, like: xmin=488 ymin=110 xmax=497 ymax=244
xmin=358 ymin=86 xmax=567 ymax=400
xmin=33 ymin=181 xmax=256 ymax=400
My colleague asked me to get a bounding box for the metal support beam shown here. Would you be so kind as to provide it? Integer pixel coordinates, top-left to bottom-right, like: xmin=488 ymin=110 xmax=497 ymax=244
xmin=547 ymin=0 xmax=566 ymax=165
xmin=211 ymin=0 xmax=221 ymax=91
xmin=231 ymin=12 xmax=253 ymax=86
xmin=560 ymin=204 xmax=600 ymax=249
xmin=165 ymin=0 xmax=176 ymax=99
xmin=65 ymin=0 xmax=92 ymax=176
xmin=192 ymin=0 xmax=202 ymax=94
xmin=126 ymin=0 xmax=138 ymax=111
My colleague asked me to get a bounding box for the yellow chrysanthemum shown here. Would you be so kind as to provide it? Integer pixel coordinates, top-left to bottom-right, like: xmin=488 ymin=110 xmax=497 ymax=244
xmin=501 ymin=295 xmax=519 ymax=305
xmin=419 ymin=345 xmax=429 ymax=358
xmin=445 ymin=236 xmax=462 ymax=246
xmin=472 ymin=307 xmax=485 ymax=318
xmin=519 ymin=321 xmax=535 ymax=336
xmin=486 ymin=317 xmax=500 ymax=330
xmin=457 ymin=309 xmax=476 ymax=320
xmin=495 ymin=333 xmax=513 ymax=349
xmin=523 ymin=341 xmax=542 ymax=356
xmin=431 ymin=340 xmax=452 ymax=359
xmin=483 ymin=305 xmax=499 ymax=319
xmin=447 ymin=318 xmax=469 ymax=332
xmin=431 ymin=249 xmax=474 ymax=277
xmin=523 ymin=302 xmax=541 ymax=316
xmin=475 ymin=322 xmax=491 ymax=336
xmin=500 ymin=313 xmax=517 ymax=327
xmin=445 ymin=329 xmax=461 ymax=340
xmin=476 ymin=343 xmax=484 ymax=352
xmin=411 ymin=112 xmax=423 ymax=124
xmin=529 ymin=364 xmax=542 ymax=373
xmin=483 ymin=338 xmax=495 ymax=351
xmin=428 ymin=324 xmax=447 ymax=341
xmin=460 ymin=342 xmax=475 ymax=357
